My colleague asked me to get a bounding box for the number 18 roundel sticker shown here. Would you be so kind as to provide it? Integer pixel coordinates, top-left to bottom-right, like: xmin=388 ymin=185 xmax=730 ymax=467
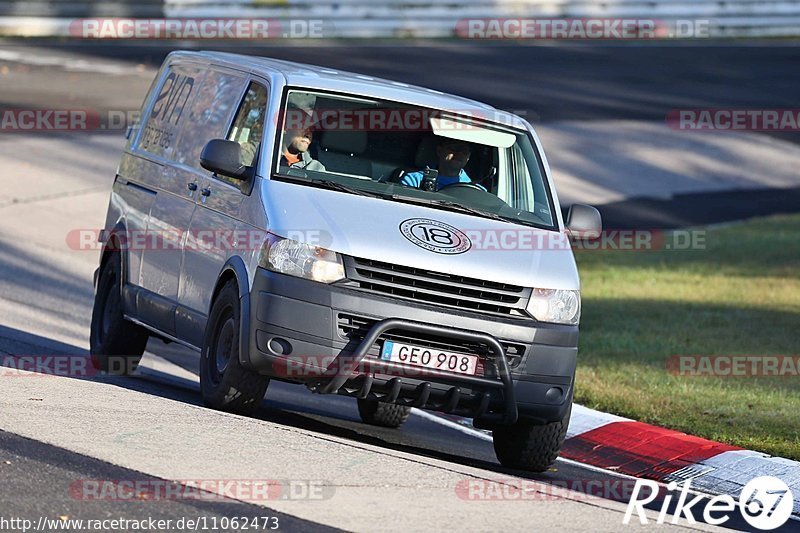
xmin=399 ymin=218 xmax=472 ymax=255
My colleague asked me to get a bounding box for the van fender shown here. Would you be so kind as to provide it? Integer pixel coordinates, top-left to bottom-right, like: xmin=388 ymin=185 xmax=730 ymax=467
xmin=95 ymin=221 xmax=138 ymax=315
xmin=209 ymin=257 xmax=256 ymax=370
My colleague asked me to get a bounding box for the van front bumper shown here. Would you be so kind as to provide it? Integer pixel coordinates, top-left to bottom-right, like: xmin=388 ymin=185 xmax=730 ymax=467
xmin=246 ymin=268 xmax=578 ymax=425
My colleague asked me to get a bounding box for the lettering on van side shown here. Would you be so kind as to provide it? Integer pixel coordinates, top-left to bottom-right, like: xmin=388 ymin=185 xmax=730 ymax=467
xmin=140 ymin=72 xmax=195 ymax=153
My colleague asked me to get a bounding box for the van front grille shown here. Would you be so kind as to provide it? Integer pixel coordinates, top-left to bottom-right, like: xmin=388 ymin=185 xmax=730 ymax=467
xmin=337 ymin=313 xmax=525 ymax=370
xmin=342 ymin=256 xmax=531 ymax=317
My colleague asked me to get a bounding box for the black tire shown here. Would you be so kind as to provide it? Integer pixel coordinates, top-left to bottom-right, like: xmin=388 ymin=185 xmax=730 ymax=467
xmin=90 ymin=252 xmax=149 ymax=375
xmin=492 ymin=401 xmax=572 ymax=472
xmin=200 ymin=280 xmax=269 ymax=416
xmin=357 ymin=399 xmax=412 ymax=428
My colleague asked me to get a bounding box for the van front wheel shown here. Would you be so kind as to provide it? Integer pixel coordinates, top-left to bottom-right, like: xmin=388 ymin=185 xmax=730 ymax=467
xmin=492 ymin=401 xmax=572 ymax=472
xmin=200 ymin=280 xmax=269 ymax=416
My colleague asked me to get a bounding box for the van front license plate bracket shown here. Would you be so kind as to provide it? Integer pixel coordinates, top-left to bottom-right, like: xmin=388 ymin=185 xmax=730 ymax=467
xmin=380 ymin=340 xmax=479 ymax=376
xmin=317 ymin=318 xmax=518 ymax=424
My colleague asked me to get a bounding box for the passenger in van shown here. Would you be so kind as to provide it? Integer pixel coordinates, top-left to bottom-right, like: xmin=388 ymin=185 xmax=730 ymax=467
xmin=278 ymin=103 xmax=326 ymax=172
xmin=401 ymin=138 xmax=485 ymax=191
xmin=279 ymin=126 xmax=326 ymax=172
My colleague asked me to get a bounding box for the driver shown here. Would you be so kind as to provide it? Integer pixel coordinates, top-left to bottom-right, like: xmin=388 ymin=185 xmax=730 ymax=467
xmin=401 ymin=138 xmax=485 ymax=191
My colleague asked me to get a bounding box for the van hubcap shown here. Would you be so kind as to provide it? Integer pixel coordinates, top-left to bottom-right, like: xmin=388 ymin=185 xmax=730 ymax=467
xmin=101 ymin=275 xmax=117 ymax=340
xmin=214 ymin=316 xmax=235 ymax=376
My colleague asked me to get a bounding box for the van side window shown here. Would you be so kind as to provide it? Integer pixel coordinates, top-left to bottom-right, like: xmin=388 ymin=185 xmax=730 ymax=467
xmin=137 ymin=64 xmax=201 ymax=161
xmin=175 ymin=69 xmax=247 ymax=170
xmin=227 ymin=82 xmax=269 ymax=169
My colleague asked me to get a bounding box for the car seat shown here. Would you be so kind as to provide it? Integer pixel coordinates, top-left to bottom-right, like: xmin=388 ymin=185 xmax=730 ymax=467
xmin=317 ymin=130 xmax=371 ymax=177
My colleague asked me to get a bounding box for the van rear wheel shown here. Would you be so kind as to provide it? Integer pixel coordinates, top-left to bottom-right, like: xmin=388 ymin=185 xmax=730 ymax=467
xmin=90 ymin=252 xmax=149 ymax=375
xmin=492 ymin=401 xmax=572 ymax=472
xmin=357 ymin=399 xmax=412 ymax=428
xmin=200 ymin=280 xmax=269 ymax=416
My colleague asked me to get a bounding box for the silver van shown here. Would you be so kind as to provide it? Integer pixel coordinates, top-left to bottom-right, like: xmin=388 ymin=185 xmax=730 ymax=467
xmin=90 ymin=51 xmax=601 ymax=472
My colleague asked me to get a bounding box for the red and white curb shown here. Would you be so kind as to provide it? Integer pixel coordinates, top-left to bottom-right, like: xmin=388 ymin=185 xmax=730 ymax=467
xmin=139 ymin=358 xmax=800 ymax=521
xmin=563 ymin=405 xmax=800 ymax=520
xmin=421 ymin=404 xmax=800 ymax=521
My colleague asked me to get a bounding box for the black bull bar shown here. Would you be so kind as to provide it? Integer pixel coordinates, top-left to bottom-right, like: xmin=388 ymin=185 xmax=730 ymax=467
xmin=312 ymin=318 xmax=518 ymax=425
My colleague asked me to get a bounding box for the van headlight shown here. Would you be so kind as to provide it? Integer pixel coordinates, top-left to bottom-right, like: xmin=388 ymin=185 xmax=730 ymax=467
xmin=259 ymin=236 xmax=345 ymax=284
xmin=526 ymin=288 xmax=581 ymax=325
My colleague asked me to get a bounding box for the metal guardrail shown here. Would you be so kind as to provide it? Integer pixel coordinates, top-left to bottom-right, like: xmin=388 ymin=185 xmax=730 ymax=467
xmin=0 ymin=0 xmax=163 ymax=18
xmin=165 ymin=0 xmax=800 ymax=38
xmin=1 ymin=0 xmax=799 ymax=37
xmin=0 ymin=0 xmax=162 ymax=35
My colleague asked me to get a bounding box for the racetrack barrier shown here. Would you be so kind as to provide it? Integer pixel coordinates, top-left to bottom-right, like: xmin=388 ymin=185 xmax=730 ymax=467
xmin=3 ymin=0 xmax=800 ymax=38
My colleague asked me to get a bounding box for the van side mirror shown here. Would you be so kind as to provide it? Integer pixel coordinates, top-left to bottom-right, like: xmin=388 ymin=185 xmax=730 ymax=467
xmin=566 ymin=204 xmax=602 ymax=238
xmin=199 ymin=139 xmax=254 ymax=180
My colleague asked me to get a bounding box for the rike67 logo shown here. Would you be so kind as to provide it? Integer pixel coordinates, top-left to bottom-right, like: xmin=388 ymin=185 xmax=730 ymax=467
xmin=624 ymin=476 xmax=794 ymax=530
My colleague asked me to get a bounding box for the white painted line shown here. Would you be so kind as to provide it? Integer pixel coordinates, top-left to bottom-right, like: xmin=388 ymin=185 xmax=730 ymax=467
xmin=410 ymin=407 xmax=492 ymax=442
xmin=0 ymin=49 xmax=151 ymax=76
xmin=412 ymin=403 xmax=632 ymax=443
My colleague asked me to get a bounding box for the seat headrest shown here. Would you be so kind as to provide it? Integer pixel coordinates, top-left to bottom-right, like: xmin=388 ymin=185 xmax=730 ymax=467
xmin=319 ymin=129 xmax=368 ymax=154
xmin=415 ymin=136 xmax=439 ymax=167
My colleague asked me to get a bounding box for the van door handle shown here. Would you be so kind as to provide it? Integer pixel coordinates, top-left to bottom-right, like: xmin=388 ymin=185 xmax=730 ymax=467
xmin=187 ymin=182 xmax=198 ymax=191
xmin=201 ymin=187 xmax=211 ymax=197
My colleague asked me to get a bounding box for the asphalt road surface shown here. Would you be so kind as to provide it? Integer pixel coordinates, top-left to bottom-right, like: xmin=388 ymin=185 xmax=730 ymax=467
xmin=2 ymin=39 xmax=799 ymax=125
xmin=2 ymin=39 xmax=799 ymax=227
xmin=1 ymin=39 xmax=799 ymax=532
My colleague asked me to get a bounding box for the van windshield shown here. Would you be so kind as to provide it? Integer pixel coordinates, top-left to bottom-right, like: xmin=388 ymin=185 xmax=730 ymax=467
xmin=272 ymin=89 xmax=556 ymax=230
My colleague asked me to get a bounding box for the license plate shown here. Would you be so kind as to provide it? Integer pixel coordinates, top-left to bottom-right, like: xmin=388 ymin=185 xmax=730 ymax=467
xmin=380 ymin=340 xmax=479 ymax=375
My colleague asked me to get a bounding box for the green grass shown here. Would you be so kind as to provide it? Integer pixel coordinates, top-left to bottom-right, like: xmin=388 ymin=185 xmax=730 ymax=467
xmin=574 ymin=214 xmax=800 ymax=460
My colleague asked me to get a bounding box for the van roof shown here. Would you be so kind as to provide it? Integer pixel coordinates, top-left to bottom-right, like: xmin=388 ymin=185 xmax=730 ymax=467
xmin=168 ymin=50 xmax=528 ymax=129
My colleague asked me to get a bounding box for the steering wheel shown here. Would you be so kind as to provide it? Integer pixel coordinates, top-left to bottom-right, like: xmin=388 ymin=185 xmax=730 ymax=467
xmin=438 ymin=182 xmax=484 ymax=192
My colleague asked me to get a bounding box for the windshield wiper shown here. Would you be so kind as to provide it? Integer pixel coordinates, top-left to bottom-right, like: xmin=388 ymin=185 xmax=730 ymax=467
xmin=307 ymin=179 xmax=386 ymax=199
xmin=280 ymin=177 xmax=535 ymax=226
xmin=389 ymin=194 xmax=516 ymax=223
